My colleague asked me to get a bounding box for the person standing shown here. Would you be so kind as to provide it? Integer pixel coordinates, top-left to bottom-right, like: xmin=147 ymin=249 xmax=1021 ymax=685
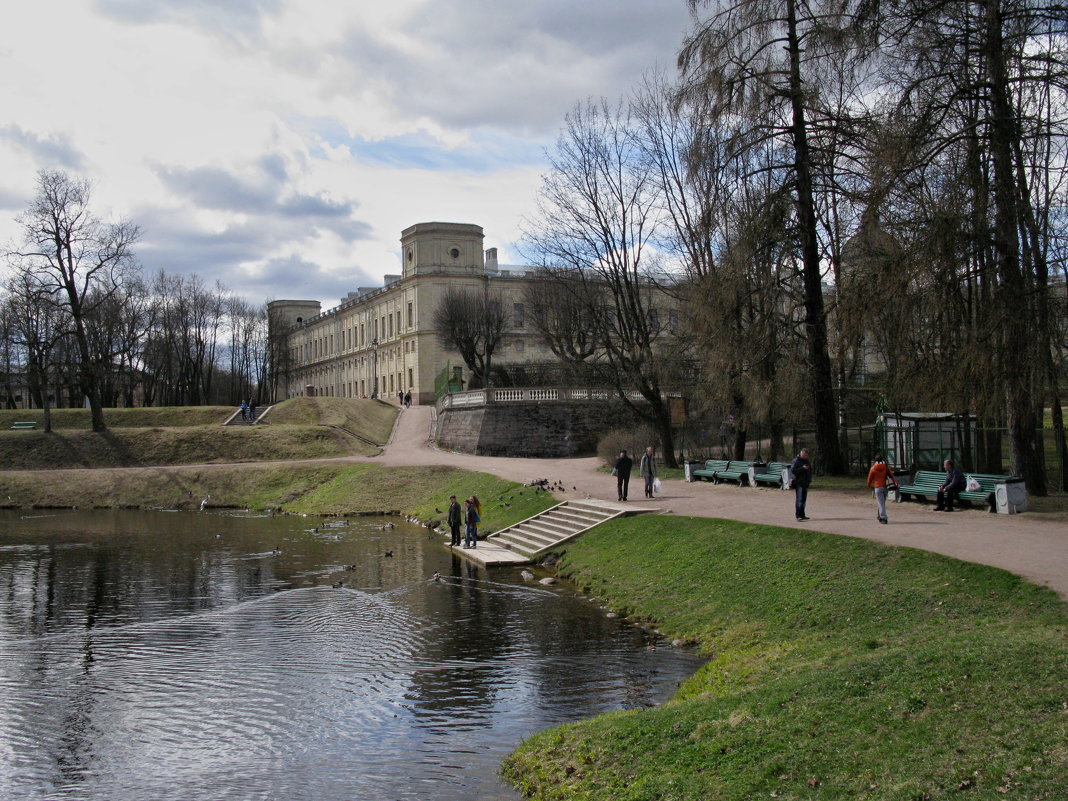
xmin=239 ymin=401 xmax=248 ymax=422
xmin=446 ymin=494 xmax=462 ymax=546
xmin=639 ymin=446 xmax=657 ymax=499
xmin=934 ymin=459 xmax=966 ymax=512
xmin=791 ymin=448 xmax=812 ymax=521
xmin=866 ymin=452 xmax=896 ymax=524
xmin=404 ymin=390 xmax=412 ymax=407
xmin=249 ymin=400 xmax=257 ymax=421
xmin=464 ymin=497 xmax=479 ymax=548
xmin=614 ymin=449 xmax=633 ymax=501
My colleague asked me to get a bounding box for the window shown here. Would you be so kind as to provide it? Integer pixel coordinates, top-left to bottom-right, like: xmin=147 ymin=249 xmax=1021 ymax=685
xmin=388 ymin=315 xmax=393 ymax=338
xmin=513 ymin=302 xmax=525 ymax=328
xmin=515 ymin=340 xmax=525 ymax=352
xmin=408 ymin=368 xmax=413 ymax=388
xmin=407 ymin=302 xmax=413 ymax=328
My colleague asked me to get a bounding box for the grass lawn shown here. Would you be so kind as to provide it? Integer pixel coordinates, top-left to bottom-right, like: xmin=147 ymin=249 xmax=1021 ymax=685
xmin=0 ymin=406 xmax=232 ymax=429
xmin=502 ymin=516 xmax=1068 ymax=800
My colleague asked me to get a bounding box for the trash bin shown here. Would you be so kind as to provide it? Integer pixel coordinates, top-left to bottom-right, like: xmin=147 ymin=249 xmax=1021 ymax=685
xmin=995 ymin=477 xmax=1028 ymax=514
xmin=684 ymin=460 xmax=702 ymax=482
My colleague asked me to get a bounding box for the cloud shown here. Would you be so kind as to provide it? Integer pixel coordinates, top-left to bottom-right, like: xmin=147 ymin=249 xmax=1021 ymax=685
xmin=0 ymin=125 xmax=86 ymax=171
xmin=93 ymin=0 xmax=282 ymax=41
xmin=154 ymin=158 xmax=373 ymax=241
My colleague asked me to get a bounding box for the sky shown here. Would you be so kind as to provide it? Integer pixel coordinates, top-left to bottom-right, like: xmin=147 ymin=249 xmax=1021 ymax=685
xmin=0 ymin=0 xmax=694 ymax=310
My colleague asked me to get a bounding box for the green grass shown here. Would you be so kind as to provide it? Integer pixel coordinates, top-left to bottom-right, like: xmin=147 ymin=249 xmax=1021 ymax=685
xmin=0 ymin=461 xmax=557 ymax=528
xmin=502 ymin=516 xmax=1068 ymax=800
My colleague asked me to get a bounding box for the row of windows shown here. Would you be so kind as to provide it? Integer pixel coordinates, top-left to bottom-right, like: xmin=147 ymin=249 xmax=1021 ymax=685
xmin=297 ymin=301 xmax=417 ymax=364
xmin=306 ymin=368 xmax=416 ymax=400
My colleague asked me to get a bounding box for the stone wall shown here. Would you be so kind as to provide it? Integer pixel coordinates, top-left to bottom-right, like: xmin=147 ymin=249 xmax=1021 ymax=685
xmin=436 ymin=401 xmax=639 ymax=457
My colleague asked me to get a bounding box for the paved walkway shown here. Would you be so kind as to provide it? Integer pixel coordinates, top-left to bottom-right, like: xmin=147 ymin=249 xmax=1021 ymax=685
xmin=377 ymin=406 xmax=1068 ymax=600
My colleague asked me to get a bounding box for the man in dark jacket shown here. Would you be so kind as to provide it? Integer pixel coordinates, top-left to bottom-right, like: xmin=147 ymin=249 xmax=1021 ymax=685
xmin=934 ymin=459 xmax=966 ymax=512
xmin=791 ymin=448 xmax=812 ymax=521
xmin=614 ymin=450 xmax=633 ymax=501
xmin=446 ymin=494 xmax=462 ymax=546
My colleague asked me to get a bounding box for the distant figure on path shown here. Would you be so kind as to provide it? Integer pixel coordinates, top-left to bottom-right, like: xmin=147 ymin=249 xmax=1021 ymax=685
xmin=866 ymin=452 xmax=895 ymax=524
xmin=614 ymin=450 xmax=633 ymax=501
xmin=464 ymin=497 xmax=479 ymax=548
xmin=404 ymin=390 xmax=412 ymax=407
xmin=639 ymin=446 xmax=657 ymax=499
xmin=791 ymin=448 xmax=812 ymax=521
xmin=249 ymin=401 xmax=257 ymax=421
xmin=239 ymin=401 xmax=248 ymax=422
xmin=934 ymin=459 xmax=966 ymax=512
xmin=447 ymin=494 xmax=462 ymax=546
xmin=398 ymin=391 xmax=404 ymax=405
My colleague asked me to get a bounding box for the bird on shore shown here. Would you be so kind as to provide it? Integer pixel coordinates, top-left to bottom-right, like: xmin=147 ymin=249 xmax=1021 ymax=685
xmin=383 ymin=550 xmax=393 ymax=558
xmin=432 ymin=572 xmax=442 ymax=582
xmin=272 ymin=546 xmax=282 ymax=555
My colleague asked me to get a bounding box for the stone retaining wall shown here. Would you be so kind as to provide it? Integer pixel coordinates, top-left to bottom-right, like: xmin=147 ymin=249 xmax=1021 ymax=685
xmin=436 ymin=401 xmax=639 ymax=457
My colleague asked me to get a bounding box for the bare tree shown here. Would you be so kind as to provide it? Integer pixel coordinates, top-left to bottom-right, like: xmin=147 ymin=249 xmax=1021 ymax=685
xmin=432 ymin=285 xmax=507 ymax=388
xmin=3 ymin=266 xmax=68 ymax=430
xmin=678 ymin=0 xmax=859 ymax=473
xmin=522 ymin=99 xmax=682 ymax=467
xmin=12 ymin=170 xmax=139 ymax=430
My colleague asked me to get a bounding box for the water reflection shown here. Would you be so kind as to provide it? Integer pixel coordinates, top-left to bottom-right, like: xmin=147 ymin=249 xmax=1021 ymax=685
xmin=0 ymin=510 xmax=703 ymax=801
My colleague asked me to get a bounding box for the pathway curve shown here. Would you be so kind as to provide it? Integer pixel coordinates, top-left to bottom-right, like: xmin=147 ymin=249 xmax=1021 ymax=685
xmin=376 ymin=406 xmax=1068 ymax=600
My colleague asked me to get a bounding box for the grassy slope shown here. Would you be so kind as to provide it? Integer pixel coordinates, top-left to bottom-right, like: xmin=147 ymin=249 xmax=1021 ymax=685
xmin=502 ymin=516 xmax=1068 ymax=800
xmin=0 ymin=406 xmax=232 ymax=429
xmin=0 ymin=398 xmax=397 ymax=469
xmin=268 ymin=397 xmax=397 ymax=444
xmin=0 ymin=462 xmax=556 ymax=529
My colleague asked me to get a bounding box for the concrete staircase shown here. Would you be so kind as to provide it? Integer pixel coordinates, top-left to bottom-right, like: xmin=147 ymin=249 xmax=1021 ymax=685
xmin=487 ymin=499 xmax=652 ymax=559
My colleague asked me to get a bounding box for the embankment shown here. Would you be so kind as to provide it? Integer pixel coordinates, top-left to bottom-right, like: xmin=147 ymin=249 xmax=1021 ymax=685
xmin=502 ymin=515 xmax=1068 ymax=800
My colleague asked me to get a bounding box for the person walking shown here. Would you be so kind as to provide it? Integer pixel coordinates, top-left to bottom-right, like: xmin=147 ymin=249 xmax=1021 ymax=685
xmin=239 ymin=401 xmax=248 ymax=422
xmin=866 ymin=452 xmax=896 ymax=524
xmin=446 ymin=494 xmax=462 ymax=546
xmin=464 ymin=497 xmax=479 ymax=548
xmin=404 ymin=390 xmax=412 ymax=407
xmin=639 ymin=446 xmax=657 ymax=499
xmin=934 ymin=459 xmax=966 ymax=512
xmin=791 ymin=448 xmax=812 ymax=521
xmin=614 ymin=449 xmax=633 ymax=501
xmin=249 ymin=400 xmax=257 ymax=421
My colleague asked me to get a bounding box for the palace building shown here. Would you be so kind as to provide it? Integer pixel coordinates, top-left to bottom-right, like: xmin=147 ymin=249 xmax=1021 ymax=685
xmin=268 ymin=222 xmax=547 ymax=405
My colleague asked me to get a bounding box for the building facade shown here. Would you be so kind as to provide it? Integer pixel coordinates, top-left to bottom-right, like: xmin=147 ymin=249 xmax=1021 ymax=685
xmin=268 ymin=222 xmax=549 ymax=405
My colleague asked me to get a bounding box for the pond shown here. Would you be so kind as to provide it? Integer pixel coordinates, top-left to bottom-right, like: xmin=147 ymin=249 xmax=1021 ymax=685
xmin=0 ymin=510 xmax=704 ymax=801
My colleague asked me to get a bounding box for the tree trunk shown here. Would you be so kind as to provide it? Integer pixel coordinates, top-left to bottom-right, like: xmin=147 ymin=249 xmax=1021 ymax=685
xmin=984 ymin=0 xmax=1045 ymax=493
xmin=786 ymin=0 xmax=845 ymax=475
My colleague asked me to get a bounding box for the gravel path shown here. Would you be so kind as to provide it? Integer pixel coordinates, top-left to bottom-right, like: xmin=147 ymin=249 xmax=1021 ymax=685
xmin=377 ymin=406 xmax=1068 ymax=600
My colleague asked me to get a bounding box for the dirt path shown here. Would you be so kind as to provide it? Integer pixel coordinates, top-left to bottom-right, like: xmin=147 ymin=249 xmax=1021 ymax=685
xmin=374 ymin=406 xmax=1068 ymax=600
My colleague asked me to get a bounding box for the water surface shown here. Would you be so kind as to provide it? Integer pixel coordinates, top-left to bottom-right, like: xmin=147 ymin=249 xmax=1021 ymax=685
xmin=0 ymin=510 xmax=703 ymax=801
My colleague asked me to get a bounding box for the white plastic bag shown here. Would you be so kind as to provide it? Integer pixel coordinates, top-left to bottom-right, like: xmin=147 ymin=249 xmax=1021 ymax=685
xmin=965 ymin=475 xmax=981 ymax=492
xmin=653 ymin=477 xmax=663 ymax=494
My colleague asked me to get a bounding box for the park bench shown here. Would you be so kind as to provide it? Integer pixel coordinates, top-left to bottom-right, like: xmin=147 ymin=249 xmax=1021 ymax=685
xmin=10 ymin=421 xmax=37 ymax=430
xmin=692 ymin=459 xmax=751 ymax=485
xmin=895 ymin=470 xmax=1001 ymax=512
xmin=750 ymin=461 xmax=791 ymax=489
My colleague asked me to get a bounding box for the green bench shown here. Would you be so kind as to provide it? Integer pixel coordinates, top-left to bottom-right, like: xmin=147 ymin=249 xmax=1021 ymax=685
xmin=692 ymin=459 xmax=751 ymax=486
xmin=10 ymin=421 xmax=37 ymax=430
xmin=751 ymin=461 xmax=791 ymax=489
xmin=895 ymin=470 xmax=1001 ymax=512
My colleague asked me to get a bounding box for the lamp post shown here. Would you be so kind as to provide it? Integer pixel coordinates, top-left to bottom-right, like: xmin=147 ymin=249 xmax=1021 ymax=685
xmin=370 ymin=338 xmax=379 ymax=398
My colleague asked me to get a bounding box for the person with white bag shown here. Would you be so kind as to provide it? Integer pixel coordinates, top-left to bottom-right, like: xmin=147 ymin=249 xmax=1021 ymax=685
xmin=639 ymin=446 xmax=658 ymax=499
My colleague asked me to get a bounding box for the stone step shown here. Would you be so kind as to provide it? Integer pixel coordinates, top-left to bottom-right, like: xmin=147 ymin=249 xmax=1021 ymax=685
xmin=521 ymin=517 xmax=578 ymax=538
xmin=502 ymin=524 xmax=559 ymax=548
xmin=543 ymin=508 xmax=606 ymax=527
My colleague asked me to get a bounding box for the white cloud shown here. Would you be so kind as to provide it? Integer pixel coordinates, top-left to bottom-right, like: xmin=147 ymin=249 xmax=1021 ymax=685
xmin=0 ymin=0 xmax=692 ymax=307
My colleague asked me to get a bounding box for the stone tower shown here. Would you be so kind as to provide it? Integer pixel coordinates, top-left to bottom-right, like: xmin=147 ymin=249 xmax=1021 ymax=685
xmin=399 ymin=222 xmax=485 ymax=279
